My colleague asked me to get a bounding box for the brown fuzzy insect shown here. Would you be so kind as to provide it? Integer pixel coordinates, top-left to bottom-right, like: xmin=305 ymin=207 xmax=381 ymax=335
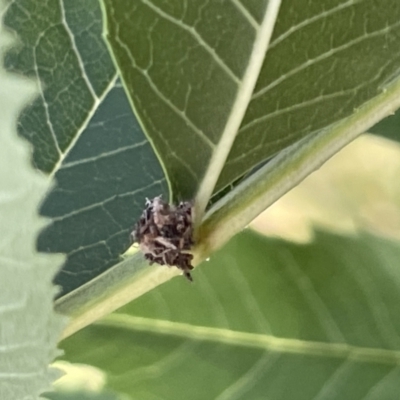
xmin=131 ymin=196 xmax=195 ymax=281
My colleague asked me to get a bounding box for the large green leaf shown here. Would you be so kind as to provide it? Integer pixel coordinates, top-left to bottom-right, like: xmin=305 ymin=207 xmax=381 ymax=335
xmin=0 ymin=5 xmax=65 ymax=398
xmin=3 ymin=0 xmax=168 ymax=296
xmin=60 ymin=230 xmax=400 ymax=399
xmin=45 ymin=390 xmax=121 ymax=400
xmin=102 ymin=0 xmax=400 ymax=214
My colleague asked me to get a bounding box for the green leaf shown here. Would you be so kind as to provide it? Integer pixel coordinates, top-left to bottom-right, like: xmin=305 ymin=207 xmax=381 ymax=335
xmin=102 ymin=0 xmax=400 ymax=217
xmin=60 ymin=230 xmax=400 ymax=399
xmin=0 ymin=4 xmax=65 ymax=398
xmin=45 ymin=390 xmax=122 ymax=400
xmin=4 ymin=0 xmax=114 ymax=171
xmin=370 ymin=110 xmax=400 ymax=142
xmin=3 ymin=0 xmax=168 ymax=297
xmin=101 ymin=0 xmax=280 ymax=212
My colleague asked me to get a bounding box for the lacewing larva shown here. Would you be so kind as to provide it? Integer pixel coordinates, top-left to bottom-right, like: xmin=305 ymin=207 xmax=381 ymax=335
xmin=131 ymin=196 xmax=194 ymax=281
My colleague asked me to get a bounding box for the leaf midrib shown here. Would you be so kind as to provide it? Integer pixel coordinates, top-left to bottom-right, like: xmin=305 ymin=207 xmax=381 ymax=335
xmin=98 ymin=314 xmax=400 ymax=366
xmin=194 ymin=0 xmax=282 ymax=221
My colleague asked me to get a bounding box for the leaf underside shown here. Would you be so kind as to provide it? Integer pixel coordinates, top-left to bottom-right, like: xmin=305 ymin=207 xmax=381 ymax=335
xmin=103 ymin=0 xmax=400 ymax=202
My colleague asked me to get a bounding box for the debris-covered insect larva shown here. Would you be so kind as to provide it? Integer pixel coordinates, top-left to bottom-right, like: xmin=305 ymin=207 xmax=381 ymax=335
xmin=131 ymin=196 xmax=195 ymax=281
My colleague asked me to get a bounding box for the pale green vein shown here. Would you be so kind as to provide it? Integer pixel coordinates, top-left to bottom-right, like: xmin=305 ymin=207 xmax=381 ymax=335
xmin=141 ymin=0 xmax=241 ymax=83
xmin=129 ymin=86 xmax=203 ymax=180
xmin=227 ymin=254 xmax=273 ymax=334
xmin=252 ymin=20 xmax=400 ymax=100
xmin=269 ymin=0 xmax=363 ymax=49
xmin=194 ymin=0 xmax=282 ymax=221
xmin=241 ymin=88 xmax=355 ymax=135
xmin=99 ymin=314 xmax=400 ymax=366
xmin=115 ymin=341 xmax=198 ymax=385
xmin=167 ymin=149 xmax=199 ymax=180
xmin=311 ymin=359 xmax=358 ymax=400
xmin=67 ymin=241 xmax=111 ymax=259
xmin=59 ymin=0 xmax=97 ymax=100
xmin=215 ymin=353 xmax=278 ymax=400
xmin=281 ymin=250 xmax=345 ymax=343
xmin=337 ymin=241 xmax=400 ymax=348
xmin=50 ymin=180 xmax=163 ymax=222
xmin=196 ymin=270 xmax=231 ymax=328
xmin=363 ymin=366 xmax=400 ymax=400
xmin=231 ymin=0 xmax=260 ymax=30
xmin=113 ymin=35 xmax=216 ymax=150
xmin=62 ymin=141 xmax=148 ymax=169
xmin=33 ymin=33 xmax=61 ymax=157
xmin=49 ymin=73 xmax=119 ymax=177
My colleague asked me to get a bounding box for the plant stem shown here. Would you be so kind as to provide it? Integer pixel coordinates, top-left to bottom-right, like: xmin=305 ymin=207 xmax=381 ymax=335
xmin=196 ymin=79 xmax=400 ymax=260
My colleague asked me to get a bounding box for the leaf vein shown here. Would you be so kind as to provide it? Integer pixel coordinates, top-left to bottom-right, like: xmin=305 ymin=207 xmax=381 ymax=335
xmin=50 ymin=179 xmax=165 ymax=222
xmin=100 ymin=314 xmax=400 ymax=365
xmin=114 ymin=34 xmax=216 ymax=149
xmin=240 ymin=87 xmax=359 ymax=135
xmin=215 ymin=352 xmax=279 ymax=400
xmin=61 ymin=141 xmax=148 ymax=169
xmin=269 ymin=0 xmax=364 ymax=49
xmin=49 ymin=73 xmax=119 ymax=176
xmin=280 ymin=250 xmax=346 ymax=343
xmin=59 ymin=0 xmax=98 ymax=100
xmin=253 ymin=20 xmax=400 ymax=100
xmin=141 ymin=0 xmax=241 ymax=84
xmin=230 ymin=0 xmax=260 ymax=30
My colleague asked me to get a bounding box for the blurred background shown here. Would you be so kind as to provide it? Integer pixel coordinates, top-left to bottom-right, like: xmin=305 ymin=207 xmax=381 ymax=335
xmin=251 ymin=133 xmax=400 ymax=243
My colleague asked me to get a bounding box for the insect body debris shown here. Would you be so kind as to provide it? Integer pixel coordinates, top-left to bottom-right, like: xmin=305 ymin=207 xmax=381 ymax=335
xmin=131 ymin=196 xmax=194 ymax=281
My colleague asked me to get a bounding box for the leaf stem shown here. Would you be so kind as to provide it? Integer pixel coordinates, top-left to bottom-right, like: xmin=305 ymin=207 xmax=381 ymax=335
xmin=196 ymin=79 xmax=400 ymax=260
xmin=56 ymin=253 xmax=179 ymax=339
